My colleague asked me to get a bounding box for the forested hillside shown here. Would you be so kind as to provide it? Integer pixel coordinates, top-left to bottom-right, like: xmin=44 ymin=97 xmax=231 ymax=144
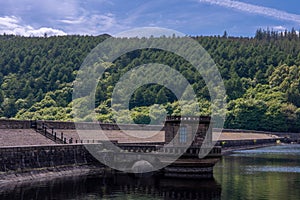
xmin=1 ymin=29 xmax=300 ymax=132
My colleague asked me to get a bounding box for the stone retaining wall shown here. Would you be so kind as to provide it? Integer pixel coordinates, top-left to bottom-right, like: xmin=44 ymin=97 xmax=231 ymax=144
xmin=0 ymin=119 xmax=164 ymax=131
xmin=0 ymin=119 xmax=32 ymax=129
xmin=216 ymin=138 xmax=279 ymax=148
xmin=0 ymin=144 xmax=100 ymax=172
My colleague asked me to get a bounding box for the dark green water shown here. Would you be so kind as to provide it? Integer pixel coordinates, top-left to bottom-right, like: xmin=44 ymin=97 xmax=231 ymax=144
xmin=1 ymin=144 xmax=300 ymax=200
xmin=214 ymin=144 xmax=300 ymax=200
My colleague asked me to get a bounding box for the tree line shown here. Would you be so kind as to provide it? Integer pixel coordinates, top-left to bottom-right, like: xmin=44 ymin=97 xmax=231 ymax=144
xmin=1 ymin=29 xmax=300 ymax=132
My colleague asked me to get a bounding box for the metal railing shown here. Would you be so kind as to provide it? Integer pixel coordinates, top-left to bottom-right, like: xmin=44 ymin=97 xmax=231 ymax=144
xmin=34 ymin=121 xmax=66 ymax=144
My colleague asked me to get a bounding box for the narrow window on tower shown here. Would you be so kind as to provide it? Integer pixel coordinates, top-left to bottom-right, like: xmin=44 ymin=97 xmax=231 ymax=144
xmin=179 ymin=126 xmax=187 ymax=143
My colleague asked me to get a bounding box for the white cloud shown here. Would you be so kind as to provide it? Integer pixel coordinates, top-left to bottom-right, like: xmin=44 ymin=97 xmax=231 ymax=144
xmin=59 ymin=17 xmax=85 ymax=25
xmin=267 ymin=25 xmax=299 ymax=35
xmin=27 ymin=27 xmax=67 ymax=36
xmin=58 ymin=13 xmax=125 ymax=35
xmin=199 ymin=0 xmax=300 ymax=24
xmin=0 ymin=15 xmax=66 ymax=36
xmin=0 ymin=16 xmax=19 ymax=29
xmin=271 ymin=26 xmax=287 ymax=31
xmin=0 ymin=1 xmax=135 ymax=36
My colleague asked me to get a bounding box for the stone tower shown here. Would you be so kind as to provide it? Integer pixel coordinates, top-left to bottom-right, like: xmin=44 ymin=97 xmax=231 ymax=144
xmin=164 ymin=116 xmax=212 ymax=147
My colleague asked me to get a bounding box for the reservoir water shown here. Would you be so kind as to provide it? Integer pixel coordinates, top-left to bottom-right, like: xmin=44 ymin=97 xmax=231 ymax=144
xmin=1 ymin=144 xmax=300 ymax=199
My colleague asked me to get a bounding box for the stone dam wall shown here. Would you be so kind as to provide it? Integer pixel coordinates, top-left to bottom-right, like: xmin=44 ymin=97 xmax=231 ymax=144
xmin=0 ymin=144 xmax=101 ymax=173
xmin=0 ymin=119 xmax=297 ymax=174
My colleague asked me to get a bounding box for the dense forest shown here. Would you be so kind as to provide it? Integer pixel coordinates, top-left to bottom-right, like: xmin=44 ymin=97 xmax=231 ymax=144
xmin=1 ymin=29 xmax=300 ymax=132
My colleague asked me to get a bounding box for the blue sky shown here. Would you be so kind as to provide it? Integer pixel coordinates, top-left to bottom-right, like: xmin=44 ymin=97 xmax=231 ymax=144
xmin=0 ymin=0 xmax=299 ymax=37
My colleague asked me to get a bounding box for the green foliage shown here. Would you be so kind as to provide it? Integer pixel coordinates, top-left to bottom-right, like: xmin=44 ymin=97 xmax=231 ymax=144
xmin=15 ymin=91 xmax=73 ymax=120
xmin=1 ymin=30 xmax=300 ymax=132
xmin=0 ymin=34 xmax=108 ymax=119
xmin=226 ymin=98 xmax=268 ymax=130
